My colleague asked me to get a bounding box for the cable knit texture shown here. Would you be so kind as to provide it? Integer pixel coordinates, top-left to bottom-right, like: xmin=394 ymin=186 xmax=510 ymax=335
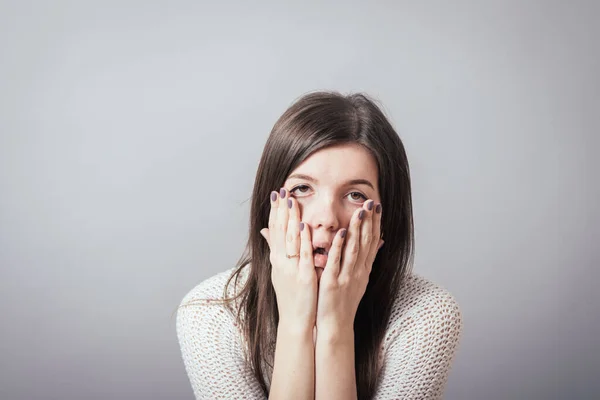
xmin=176 ymin=266 xmax=463 ymax=399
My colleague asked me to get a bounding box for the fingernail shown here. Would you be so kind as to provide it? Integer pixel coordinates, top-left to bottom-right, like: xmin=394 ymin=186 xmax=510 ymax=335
xmin=367 ymin=200 xmax=374 ymax=211
xmin=300 ymin=222 xmax=305 ymax=231
xmin=340 ymin=229 xmax=347 ymax=238
xmin=359 ymin=210 xmax=365 ymax=220
xmin=271 ymin=192 xmax=277 ymax=202
xmin=287 ymin=199 xmax=292 ymax=209
xmin=279 ymin=188 xmax=286 ymax=198
xmin=376 ymin=204 xmax=382 ymax=214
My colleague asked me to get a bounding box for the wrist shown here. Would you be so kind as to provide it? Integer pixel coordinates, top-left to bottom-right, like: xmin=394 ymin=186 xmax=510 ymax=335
xmin=277 ymin=319 xmax=315 ymax=340
xmin=315 ymin=324 xmax=354 ymax=346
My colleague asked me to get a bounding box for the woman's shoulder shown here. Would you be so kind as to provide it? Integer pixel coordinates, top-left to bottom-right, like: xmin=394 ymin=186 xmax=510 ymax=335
xmin=387 ymin=272 xmax=463 ymax=331
xmin=179 ymin=265 xmax=250 ymax=307
xmin=176 ymin=265 xmax=262 ymax=398
xmin=176 ymin=265 xmax=251 ymax=351
xmin=374 ymin=273 xmax=463 ymax=397
xmin=396 ymin=272 xmax=461 ymax=310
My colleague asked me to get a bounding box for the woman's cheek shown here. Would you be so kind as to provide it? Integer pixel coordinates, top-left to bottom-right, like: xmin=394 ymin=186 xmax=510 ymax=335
xmin=295 ymin=199 xmax=305 ymax=219
xmin=342 ymin=216 xmax=353 ymax=230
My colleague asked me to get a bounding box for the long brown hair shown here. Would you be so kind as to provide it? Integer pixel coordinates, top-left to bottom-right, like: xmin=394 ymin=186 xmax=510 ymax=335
xmin=184 ymin=91 xmax=414 ymax=399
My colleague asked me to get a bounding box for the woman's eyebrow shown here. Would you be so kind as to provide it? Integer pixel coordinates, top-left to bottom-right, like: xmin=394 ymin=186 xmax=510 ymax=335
xmin=287 ymin=173 xmax=375 ymax=190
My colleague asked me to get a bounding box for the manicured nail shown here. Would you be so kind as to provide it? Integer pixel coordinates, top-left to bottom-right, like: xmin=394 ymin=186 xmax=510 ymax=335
xmin=376 ymin=204 xmax=382 ymax=214
xmin=367 ymin=200 xmax=374 ymax=211
xmin=271 ymin=192 xmax=277 ymax=202
xmin=287 ymin=199 xmax=292 ymax=209
xmin=279 ymin=188 xmax=286 ymax=198
xmin=300 ymin=222 xmax=305 ymax=231
xmin=359 ymin=210 xmax=365 ymax=220
xmin=340 ymin=229 xmax=347 ymax=238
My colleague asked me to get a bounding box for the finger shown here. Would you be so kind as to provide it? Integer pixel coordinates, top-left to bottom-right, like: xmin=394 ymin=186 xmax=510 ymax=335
xmin=260 ymin=228 xmax=271 ymax=248
xmin=275 ymin=188 xmax=289 ymax=255
xmin=286 ymin=196 xmax=301 ymax=260
xmin=367 ymin=203 xmax=383 ymax=265
xmin=298 ymin=221 xmax=314 ymax=273
xmin=356 ymin=200 xmax=375 ymax=269
xmin=268 ymin=190 xmax=279 ymax=251
xmin=324 ymin=227 xmax=346 ymax=277
xmin=340 ymin=207 xmax=364 ymax=277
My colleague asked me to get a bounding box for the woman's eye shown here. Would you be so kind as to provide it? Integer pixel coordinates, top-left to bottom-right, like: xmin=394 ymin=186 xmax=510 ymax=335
xmin=348 ymin=192 xmax=367 ymax=201
xmin=289 ymin=186 xmax=365 ymax=202
xmin=290 ymin=185 xmax=311 ymax=195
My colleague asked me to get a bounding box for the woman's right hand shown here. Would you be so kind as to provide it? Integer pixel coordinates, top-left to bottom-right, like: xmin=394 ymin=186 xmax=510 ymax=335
xmin=260 ymin=188 xmax=318 ymax=334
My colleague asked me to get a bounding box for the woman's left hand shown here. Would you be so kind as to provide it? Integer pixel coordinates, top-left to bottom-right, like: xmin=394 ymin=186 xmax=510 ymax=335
xmin=316 ymin=199 xmax=384 ymax=334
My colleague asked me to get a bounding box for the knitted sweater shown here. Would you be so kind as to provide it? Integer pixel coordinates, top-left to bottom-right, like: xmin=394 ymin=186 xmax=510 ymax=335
xmin=176 ymin=266 xmax=463 ymax=399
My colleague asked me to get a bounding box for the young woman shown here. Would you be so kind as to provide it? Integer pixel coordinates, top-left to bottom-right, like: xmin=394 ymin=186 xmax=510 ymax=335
xmin=176 ymin=91 xmax=463 ymax=399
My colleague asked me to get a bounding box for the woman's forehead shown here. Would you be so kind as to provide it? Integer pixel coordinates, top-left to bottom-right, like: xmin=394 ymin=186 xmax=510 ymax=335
xmin=287 ymin=144 xmax=378 ymax=187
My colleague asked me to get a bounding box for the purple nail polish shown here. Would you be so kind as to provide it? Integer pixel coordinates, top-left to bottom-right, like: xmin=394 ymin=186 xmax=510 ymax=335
xmin=340 ymin=229 xmax=347 ymax=238
xmin=287 ymin=199 xmax=292 ymax=209
xmin=367 ymin=200 xmax=374 ymax=211
xmin=279 ymin=188 xmax=286 ymax=198
xmin=300 ymin=222 xmax=305 ymax=231
xmin=271 ymin=192 xmax=277 ymax=202
xmin=376 ymin=204 xmax=382 ymax=214
xmin=359 ymin=210 xmax=365 ymax=220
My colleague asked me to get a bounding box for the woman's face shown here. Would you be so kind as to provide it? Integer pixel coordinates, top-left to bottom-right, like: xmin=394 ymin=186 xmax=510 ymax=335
xmin=283 ymin=143 xmax=380 ymax=275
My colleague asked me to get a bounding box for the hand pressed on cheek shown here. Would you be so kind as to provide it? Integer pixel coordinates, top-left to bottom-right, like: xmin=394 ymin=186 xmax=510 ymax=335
xmin=315 ymin=200 xmax=383 ymax=330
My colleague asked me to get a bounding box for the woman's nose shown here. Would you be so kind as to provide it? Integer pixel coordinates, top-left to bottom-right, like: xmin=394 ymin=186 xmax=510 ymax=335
xmin=305 ymin=196 xmax=340 ymax=231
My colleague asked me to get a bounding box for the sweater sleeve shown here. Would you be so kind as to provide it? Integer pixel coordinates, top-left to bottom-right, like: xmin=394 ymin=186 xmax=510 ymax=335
xmin=373 ymin=275 xmax=464 ymax=400
xmin=176 ymin=270 xmax=267 ymax=400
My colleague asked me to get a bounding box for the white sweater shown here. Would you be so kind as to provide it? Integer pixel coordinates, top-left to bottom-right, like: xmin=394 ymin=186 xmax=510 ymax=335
xmin=176 ymin=266 xmax=463 ymax=399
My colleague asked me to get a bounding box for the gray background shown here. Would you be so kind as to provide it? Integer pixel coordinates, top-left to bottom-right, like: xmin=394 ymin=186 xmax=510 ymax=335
xmin=1 ymin=1 xmax=598 ymax=399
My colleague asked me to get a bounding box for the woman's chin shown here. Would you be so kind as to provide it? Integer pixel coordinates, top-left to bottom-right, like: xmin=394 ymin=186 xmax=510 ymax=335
xmin=315 ymin=267 xmax=324 ymax=280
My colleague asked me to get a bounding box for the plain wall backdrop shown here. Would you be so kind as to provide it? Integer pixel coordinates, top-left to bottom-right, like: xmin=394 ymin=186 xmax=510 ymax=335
xmin=1 ymin=1 xmax=598 ymax=399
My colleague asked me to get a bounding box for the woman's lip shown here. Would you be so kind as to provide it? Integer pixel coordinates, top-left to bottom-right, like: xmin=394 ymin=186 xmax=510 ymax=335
xmin=313 ymin=242 xmax=331 ymax=254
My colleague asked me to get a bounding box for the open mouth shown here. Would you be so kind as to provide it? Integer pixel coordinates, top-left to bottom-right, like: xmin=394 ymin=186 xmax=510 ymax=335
xmin=314 ymin=247 xmax=328 ymax=256
xmin=312 ymin=245 xmax=330 ymax=268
